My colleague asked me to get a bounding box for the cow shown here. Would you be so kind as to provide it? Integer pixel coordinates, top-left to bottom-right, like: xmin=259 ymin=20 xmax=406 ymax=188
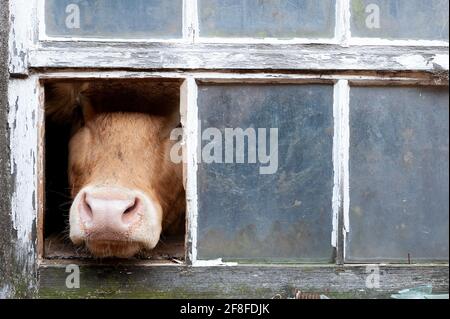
xmin=46 ymin=81 xmax=185 ymax=258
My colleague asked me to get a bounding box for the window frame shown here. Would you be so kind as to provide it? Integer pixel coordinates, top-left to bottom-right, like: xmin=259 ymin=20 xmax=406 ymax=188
xmin=3 ymin=0 xmax=449 ymax=298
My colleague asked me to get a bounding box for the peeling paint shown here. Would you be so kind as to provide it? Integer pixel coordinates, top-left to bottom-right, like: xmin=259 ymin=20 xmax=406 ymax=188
xmin=431 ymin=54 xmax=450 ymax=70
xmin=335 ymin=0 xmax=351 ymax=46
xmin=332 ymin=80 xmax=350 ymax=252
xmin=180 ymin=78 xmax=199 ymax=265
xmin=393 ymin=54 xmax=450 ymax=71
xmin=394 ymin=55 xmax=429 ymax=69
xmin=29 ymin=45 xmax=449 ymax=72
xmin=193 ymin=258 xmax=238 ymax=267
xmin=7 ymin=77 xmax=40 ymax=294
xmin=8 ymin=0 xmax=36 ymax=75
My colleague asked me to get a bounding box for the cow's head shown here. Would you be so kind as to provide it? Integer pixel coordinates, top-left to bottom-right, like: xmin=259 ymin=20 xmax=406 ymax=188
xmin=46 ymin=82 xmax=185 ymax=258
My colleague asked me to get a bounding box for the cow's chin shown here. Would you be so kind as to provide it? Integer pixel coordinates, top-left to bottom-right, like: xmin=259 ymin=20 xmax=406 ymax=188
xmin=85 ymin=241 xmax=142 ymax=258
xmin=69 ymin=184 xmax=163 ymax=258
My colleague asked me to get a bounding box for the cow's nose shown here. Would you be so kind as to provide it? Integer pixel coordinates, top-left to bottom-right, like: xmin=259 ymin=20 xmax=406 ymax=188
xmin=79 ymin=190 xmax=141 ymax=234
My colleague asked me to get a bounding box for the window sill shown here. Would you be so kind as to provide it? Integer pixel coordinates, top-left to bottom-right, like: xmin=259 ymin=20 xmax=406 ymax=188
xmin=37 ymin=263 xmax=449 ymax=298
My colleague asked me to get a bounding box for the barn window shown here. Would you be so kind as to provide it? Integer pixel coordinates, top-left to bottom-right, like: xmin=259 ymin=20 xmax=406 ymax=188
xmin=350 ymin=0 xmax=449 ymax=42
xmin=198 ymin=0 xmax=336 ymax=39
xmin=43 ymin=0 xmax=184 ymax=40
xmin=2 ymin=0 xmax=448 ymax=298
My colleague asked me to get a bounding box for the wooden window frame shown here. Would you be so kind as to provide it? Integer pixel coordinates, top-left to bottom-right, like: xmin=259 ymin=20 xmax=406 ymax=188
xmin=2 ymin=0 xmax=448 ymax=298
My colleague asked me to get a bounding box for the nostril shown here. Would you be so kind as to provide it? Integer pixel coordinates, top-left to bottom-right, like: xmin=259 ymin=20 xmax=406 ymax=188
xmin=123 ymin=199 xmax=137 ymax=215
xmin=122 ymin=198 xmax=141 ymax=225
xmin=86 ymin=203 xmax=92 ymax=215
xmin=80 ymin=193 xmax=94 ymax=223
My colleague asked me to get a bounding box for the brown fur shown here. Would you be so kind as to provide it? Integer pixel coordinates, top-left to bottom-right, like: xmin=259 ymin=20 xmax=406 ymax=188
xmin=46 ymin=81 xmax=185 ymax=237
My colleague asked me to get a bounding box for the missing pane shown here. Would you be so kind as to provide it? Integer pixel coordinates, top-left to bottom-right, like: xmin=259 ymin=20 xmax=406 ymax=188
xmin=43 ymin=79 xmax=185 ymax=262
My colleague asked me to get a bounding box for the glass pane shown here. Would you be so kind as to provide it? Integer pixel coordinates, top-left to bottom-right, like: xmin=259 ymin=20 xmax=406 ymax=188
xmin=347 ymin=86 xmax=449 ymax=262
xmin=197 ymin=84 xmax=335 ymax=262
xmin=351 ymin=0 xmax=449 ymax=41
xmin=198 ymin=0 xmax=336 ymax=39
xmin=45 ymin=0 xmax=183 ymax=39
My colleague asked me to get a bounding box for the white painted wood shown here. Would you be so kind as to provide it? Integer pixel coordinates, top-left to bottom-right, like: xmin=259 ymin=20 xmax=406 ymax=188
xmin=180 ymin=78 xmax=199 ymax=265
xmin=37 ymin=0 xmax=46 ymax=45
xmin=179 ymin=78 xmax=238 ymax=266
xmin=335 ymin=0 xmax=351 ymax=46
xmin=332 ymin=81 xmax=342 ymax=249
xmin=432 ymin=54 xmax=450 ymax=70
xmin=7 ymin=75 xmax=42 ymax=292
xmin=9 ymin=0 xmax=38 ymax=75
xmin=340 ymin=81 xmax=350 ymax=262
xmin=193 ymin=259 xmax=238 ymax=267
xmin=30 ymin=43 xmax=449 ymax=72
xmin=37 ymin=70 xmax=441 ymax=84
xmin=331 ymin=80 xmax=350 ymax=254
xmin=184 ymin=0 xmax=199 ymax=43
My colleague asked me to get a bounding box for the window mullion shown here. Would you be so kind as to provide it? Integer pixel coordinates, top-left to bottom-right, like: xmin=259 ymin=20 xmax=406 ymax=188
xmin=332 ymin=79 xmax=350 ymax=265
xmin=184 ymin=0 xmax=199 ymax=43
xmin=335 ymin=0 xmax=351 ymax=46
xmin=181 ymin=77 xmax=199 ymax=265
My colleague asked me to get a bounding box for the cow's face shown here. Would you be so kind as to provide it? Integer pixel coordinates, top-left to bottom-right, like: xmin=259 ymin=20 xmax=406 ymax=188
xmin=47 ymin=83 xmax=184 ymax=258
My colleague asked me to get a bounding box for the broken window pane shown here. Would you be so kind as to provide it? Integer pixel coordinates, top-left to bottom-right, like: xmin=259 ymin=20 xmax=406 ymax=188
xmin=198 ymin=0 xmax=336 ymax=39
xmin=347 ymin=86 xmax=449 ymax=262
xmin=196 ymin=84 xmax=335 ymax=262
xmin=45 ymin=0 xmax=183 ymax=39
xmin=351 ymin=0 xmax=449 ymax=41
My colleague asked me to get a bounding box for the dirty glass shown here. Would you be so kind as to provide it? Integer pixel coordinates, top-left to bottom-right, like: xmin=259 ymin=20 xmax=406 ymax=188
xmin=351 ymin=0 xmax=449 ymax=41
xmin=197 ymin=84 xmax=335 ymax=262
xmin=198 ymin=0 xmax=336 ymax=39
xmin=45 ymin=0 xmax=183 ymax=39
xmin=347 ymin=86 xmax=449 ymax=262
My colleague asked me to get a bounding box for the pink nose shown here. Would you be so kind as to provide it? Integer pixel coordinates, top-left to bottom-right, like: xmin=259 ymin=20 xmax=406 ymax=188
xmin=79 ymin=190 xmax=141 ymax=238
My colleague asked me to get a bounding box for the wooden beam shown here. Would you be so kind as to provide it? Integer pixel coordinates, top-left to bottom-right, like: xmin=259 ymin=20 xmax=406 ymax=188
xmin=38 ymin=263 xmax=449 ymax=299
xmin=30 ymin=42 xmax=449 ymax=72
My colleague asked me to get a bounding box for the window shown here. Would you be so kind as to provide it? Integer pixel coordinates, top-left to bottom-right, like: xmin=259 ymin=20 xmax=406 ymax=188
xmin=44 ymin=0 xmax=184 ymax=40
xmin=4 ymin=0 xmax=448 ymax=298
